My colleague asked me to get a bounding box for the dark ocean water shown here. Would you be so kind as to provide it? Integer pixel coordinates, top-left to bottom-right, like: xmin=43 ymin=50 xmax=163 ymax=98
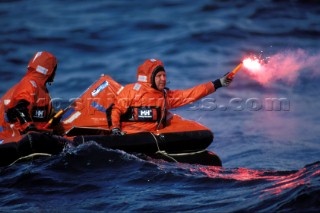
xmin=1 ymin=0 xmax=320 ymax=212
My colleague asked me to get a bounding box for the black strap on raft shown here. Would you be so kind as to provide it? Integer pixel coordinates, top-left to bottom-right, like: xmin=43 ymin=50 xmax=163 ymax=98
xmin=106 ymin=103 xmax=114 ymax=127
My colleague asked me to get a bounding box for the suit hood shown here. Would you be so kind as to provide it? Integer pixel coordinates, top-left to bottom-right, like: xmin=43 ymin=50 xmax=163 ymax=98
xmin=26 ymin=51 xmax=57 ymax=84
xmin=136 ymin=59 xmax=165 ymax=86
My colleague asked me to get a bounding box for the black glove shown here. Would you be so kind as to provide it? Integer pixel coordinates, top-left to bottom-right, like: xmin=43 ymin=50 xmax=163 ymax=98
xmin=52 ymin=123 xmax=66 ymax=136
xmin=6 ymin=100 xmax=32 ymax=124
xmin=111 ymin=128 xmax=125 ymax=136
xmin=213 ymin=72 xmax=234 ymax=90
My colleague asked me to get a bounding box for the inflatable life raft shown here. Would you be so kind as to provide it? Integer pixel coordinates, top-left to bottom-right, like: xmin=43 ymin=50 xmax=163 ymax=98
xmin=0 ymin=75 xmax=221 ymax=167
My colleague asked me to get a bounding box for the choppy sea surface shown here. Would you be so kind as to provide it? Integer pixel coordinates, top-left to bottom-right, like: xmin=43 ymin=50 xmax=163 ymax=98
xmin=1 ymin=0 xmax=320 ymax=212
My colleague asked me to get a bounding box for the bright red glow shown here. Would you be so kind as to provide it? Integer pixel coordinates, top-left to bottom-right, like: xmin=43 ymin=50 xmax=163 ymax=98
xmin=241 ymin=56 xmax=268 ymax=84
xmin=242 ymin=58 xmax=262 ymax=73
xmin=239 ymin=49 xmax=320 ymax=86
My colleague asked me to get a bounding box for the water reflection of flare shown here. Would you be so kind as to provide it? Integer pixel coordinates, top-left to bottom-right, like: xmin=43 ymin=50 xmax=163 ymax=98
xmin=192 ymin=166 xmax=311 ymax=196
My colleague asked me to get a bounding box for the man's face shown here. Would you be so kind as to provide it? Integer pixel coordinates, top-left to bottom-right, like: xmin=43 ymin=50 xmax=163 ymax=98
xmin=46 ymin=65 xmax=57 ymax=84
xmin=154 ymin=71 xmax=166 ymax=91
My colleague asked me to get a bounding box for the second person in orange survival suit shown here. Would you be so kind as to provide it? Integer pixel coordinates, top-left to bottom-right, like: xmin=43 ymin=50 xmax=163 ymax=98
xmin=0 ymin=51 xmax=58 ymax=144
xmin=108 ymin=59 xmax=233 ymax=135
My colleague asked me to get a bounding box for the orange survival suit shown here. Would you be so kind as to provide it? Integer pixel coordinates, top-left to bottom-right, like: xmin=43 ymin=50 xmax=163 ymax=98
xmin=109 ymin=59 xmax=217 ymax=134
xmin=0 ymin=51 xmax=57 ymax=144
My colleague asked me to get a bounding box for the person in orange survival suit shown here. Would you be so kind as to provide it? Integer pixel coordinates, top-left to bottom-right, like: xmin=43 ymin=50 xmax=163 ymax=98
xmin=108 ymin=58 xmax=233 ymax=135
xmin=0 ymin=51 xmax=58 ymax=144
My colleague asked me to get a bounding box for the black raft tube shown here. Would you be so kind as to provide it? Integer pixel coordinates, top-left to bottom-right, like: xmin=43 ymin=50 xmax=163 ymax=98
xmin=0 ymin=132 xmax=68 ymax=167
